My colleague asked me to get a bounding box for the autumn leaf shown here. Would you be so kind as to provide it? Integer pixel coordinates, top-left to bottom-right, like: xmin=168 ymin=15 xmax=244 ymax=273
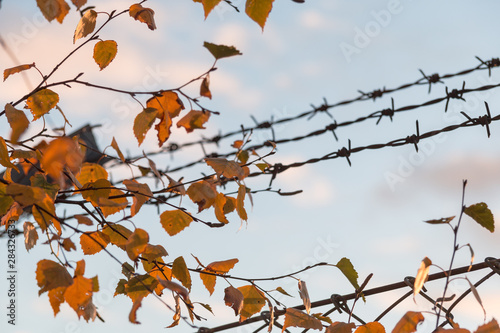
xmin=392 ymin=311 xmax=424 ymax=333
xmin=76 ymin=162 xmax=108 ymax=184
xmin=435 ymin=329 xmax=470 ymax=333
xmin=187 ymin=180 xmax=218 ymax=212
xmin=201 ymin=258 xmax=238 ymax=295
xmin=123 ymin=179 xmax=153 ymax=216
xmin=3 ymin=63 xmax=35 ymax=81
xmin=464 ymin=202 xmax=495 ymax=232
xmin=129 ymin=296 xmax=143 ymax=324
xmin=245 ymin=0 xmax=274 ymax=30
xmin=147 ymin=91 xmax=184 ymax=119
xmin=26 ymin=89 xmax=59 ymax=120
xmin=167 ymin=295 xmax=180 ymax=328
xmin=102 ymin=224 xmax=133 ymax=250
xmin=81 ymin=178 xmax=111 ymax=205
xmin=298 ymin=280 xmax=311 ymax=314
xmin=30 ymin=173 xmax=60 ymax=200
xmin=238 ymin=285 xmax=266 ymax=321
xmin=200 ymin=0 xmax=223 ymax=18
xmin=6 ymin=183 xmax=45 ymax=207
xmin=64 ymin=275 xmax=93 ymax=313
xmin=134 ymin=107 xmax=158 ymax=145
xmin=71 ymin=0 xmax=86 ymax=9
xmin=172 ymin=256 xmax=192 ymax=291
xmin=414 ymin=257 xmax=432 ymax=299
xmin=141 ymin=244 xmax=168 ymax=262
xmin=125 ymin=228 xmax=149 ymax=261
xmin=177 ymin=110 xmax=211 ymax=133
xmin=1 ymin=202 xmax=22 ymax=228
xmin=205 ymin=157 xmax=246 ymax=179
xmin=200 ymin=75 xmax=212 ymax=99
xmin=129 ymin=3 xmax=156 ymax=30
xmin=125 ymin=274 xmax=158 ymax=303
xmin=93 ymin=40 xmax=118 ymax=70
xmin=424 ymin=216 xmax=455 ymax=225
xmin=237 ymin=184 xmax=248 ymax=221
xmin=160 ymin=209 xmax=194 ymax=236
xmin=36 ymin=259 xmax=73 ymax=295
xmin=326 ymin=322 xmax=356 ymax=333
xmin=111 ymin=137 xmax=126 ymax=162
xmin=355 ymin=322 xmax=386 ymax=333
xmin=203 ymin=42 xmax=242 ymax=60
xmin=97 ymin=187 xmax=128 ymax=217
xmin=224 ymin=286 xmax=244 ymax=316
xmin=80 ymin=231 xmax=110 ymax=255
xmin=155 ymin=112 xmax=173 ymax=147
xmin=23 ymin=221 xmax=38 ymax=252
xmin=0 ymin=136 xmax=18 ymax=171
xmin=166 ymin=175 xmax=186 ymax=196
xmin=282 ymin=308 xmax=323 ymax=332
xmin=41 ymin=137 xmax=83 ymax=183
xmin=62 ymin=238 xmax=76 ymax=251
xmin=33 ymin=194 xmax=59 ymax=233
xmin=335 ymin=257 xmax=360 ymax=290
xmin=48 ymin=286 xmax=66 ymax=316
xmin=73 ymin=9 xmax=97 ymax=43
xmin=36 ymin=0 xmax=70 ymax=23
xmin=474 ymin=319 xmax=500 ymax=333
xmin=214 ymin=193 xmax=229 ymax=224
xmin=158 ymin=279 xmax=190 ymax=301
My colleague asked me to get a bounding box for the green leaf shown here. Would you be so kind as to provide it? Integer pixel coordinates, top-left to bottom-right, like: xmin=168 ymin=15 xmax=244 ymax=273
xmin=203 ymin=42 xmax=242 ymax=60
xmin=464 ymin=202 xmax=495 ymax=232
xmin=424 ymin=216 xmax=455 ymax=225
xmin=245 ymin=0 xmax=274 ymax=30
xmin=335 ymin=257 xmax=359 ymax=290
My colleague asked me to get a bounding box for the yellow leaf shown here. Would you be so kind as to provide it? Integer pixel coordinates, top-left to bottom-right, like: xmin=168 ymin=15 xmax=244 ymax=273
xmin=111 ymin=137 xmax=125 ymax=162
xmin=282 ymin=308 xmax=323 ymax=332
xmin=245 ymin=0 xmax=274 ymax=30
xmin=355 ymin=322 xmax=386 ymax=333
xmin=3 ymin=63 xmax=35 ymax=81
xmin=123 ymin=179 xmax=153 ymax=216
xmin=238 ymin=285 xmax=266 ymax=321
xmin=36 ymin=259 xmax=73 ymax=295
xmin=23 ymin=221 xmax=38 ymax=252
xmin=172 ymin=256 xmax=192 ymax=291
xmin=73 ymin=9 xmax=97 ymax=43
xmin=147 ymin=91 xmax=184 ymax=119
xmin=0 ymin=136 xmax=19 ymax=172
xmin=326 ymin=322 xmax=356 ymax=333
xmin=93 ymin=40 xmax=118 ymax=70
xmin=25 ymin=89 xmax=59 ymax=120
xmin=414 ymin=257 xmax=432 ymax=298
xmin=129 ymin=3 xmax=157 ymax=30
xmin=41 ymin=137 xmax=83 ymax=183
xmin=64 ymin=275 xmax=93 ymax=312
xmin=392 ymin=311 xmax=424 ymax=333
xmin=177 ymin=110 xmax=211 ymax=133
xmin=80 ymin=231 xmax=110 ymax=255
xmin=76 ymin=162 xmax=108 ymax=184
xmin=187 ymin=180 xmax=217 ymax=212
xmin=102 ymin=224 xmax=133 ymax=250
xmin=125 ymin=228 xmax=149 ymax=261
xmin=237 ymin=184 xmax=248 ymax=221
xmin=205 ymin=157 xmax=246 ymax=180
xmin=224 ymin=195 xmax=237 ymax=214
xmin=200 ymin=75 xmax=212 ymax=99
xmin=36 ymin=0 xmax=70 ymax=23
xmin=224 ymin=286 xmax=244 ymax=316
xmin=160 ymin=209 xmax=194 ymax=236
xmin=133 ymin=107 xmax=158 ymax=145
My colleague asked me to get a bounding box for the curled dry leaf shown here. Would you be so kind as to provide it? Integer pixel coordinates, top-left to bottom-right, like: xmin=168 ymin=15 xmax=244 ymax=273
xmin=3 ymin=63 xmax=35 ymax=81
xmin=23 ymin=221 xmax=38 ymax=252
xmin=129 ymin=3 xmax=156 ymax=30
xmin=73 ymin=9 xmax=97 ymax=43
xmin=298 ymin=280 xmax=311 ymax=314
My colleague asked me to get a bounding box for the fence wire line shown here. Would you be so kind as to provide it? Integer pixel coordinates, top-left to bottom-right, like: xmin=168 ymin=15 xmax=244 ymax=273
xmin=103 ymin=56 xmax=500 ymax=169
xmin=198 ymin=257 xmax=500 ymax=333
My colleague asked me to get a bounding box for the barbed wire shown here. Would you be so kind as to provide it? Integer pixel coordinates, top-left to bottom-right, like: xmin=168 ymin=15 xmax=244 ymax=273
xmin=197 ymin=257 xmax=500 ymax=332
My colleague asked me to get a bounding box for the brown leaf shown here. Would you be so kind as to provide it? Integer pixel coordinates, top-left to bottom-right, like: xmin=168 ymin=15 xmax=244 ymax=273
xmin=36 ymin=0 xmax=70 ymax=23
xmin=282 ymin=308 xmax=323 ymax=332
xmin=23 ymin=221 xmax=38 ymax=252
xmin=392 ymin=311 xmax=424 ymax=333
xmin=125 ymin=228 xmax=149 ymax=261
xmin=326 ymin=321 xmax=356 ymax=333
xmin=73 ymin=9 xmax=97 ymax=43
xmin=166 ymin=175 xmax=186 ymax=196
xmin=298 ymin=280 xmax=311 ymax=314
xmin=25 ymin=88 xmax=59 ymax=120
xmin=98 ymin=187 xmax=128 ymax=217
xmin=71 ymin=0 xmax=87 ymax=9
xmin=177 ymin=110 xmax=211 ymax=133
xmin=36 ymin=259 xmax=73 ymax=295
xmin=1 ymin=202 xmax=22 ymax=228
xmin=74 ymin=214 xmax=93 ymax=226
xmin=62 ymin=238 xmax=76 ymax=251
xmin=187 ymin=180 xmax=217 ymax=212
xmin=3 ymin=63 xmax=35 ymax=81
xmin=200 ymin=75 xmax=212 ymax=99
xmin=129 ymin=3 xmax=156 ymax=30
xmin=102 ymin=224 xmax=133 ymax=250
xmin=224 ymin=286 xmax=244 ymax=316
xmin=172 ymin=256 xmax=192 ymax=291
xmin=205 ymin=157 xmax=246 ymax=180
xmin=6 ymin=183 xmax=45 ymax=207
xmin=125 ymin=274 xmax=158 ymax=303
xmin=158 ymin=278 xmax=190 ymax=301
xmin=80 ymin=231 xmax=110 ymax=255
xmin=33 ymin=194 xmax=58 ymax=233
xmin=160 ymin=209 xmax=194 ymax=236
xmin=141 ymin=244 xmax=168 ymax=262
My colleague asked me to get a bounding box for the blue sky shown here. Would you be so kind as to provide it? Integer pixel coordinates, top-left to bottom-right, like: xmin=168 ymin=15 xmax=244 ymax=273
xmin=1 ymin=1 xmax=500 ymax=332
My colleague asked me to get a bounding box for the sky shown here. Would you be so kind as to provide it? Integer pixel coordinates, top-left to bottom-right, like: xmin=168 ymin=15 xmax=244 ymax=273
xmin=1 ymin=0 xmax=500 ymax=332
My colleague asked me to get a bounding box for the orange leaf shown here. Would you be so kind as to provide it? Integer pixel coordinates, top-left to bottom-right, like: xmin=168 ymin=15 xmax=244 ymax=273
xmin=30 ymin=173 xmax=59 ymax=200
xmin=282 ymin=308 xmax=323 ymax=332
xmin=133 ymin=107 xmax=158 ymax=145
xmin=155 ymin=112 xmax=173 ymax=147
xmin=147 ymin=91 xmax=184 ymax=119
xmin=125 ymin=274 xmax=158 ymax=303
xmin=141 ymin=244 xmax=168 ymax=262
xmin=32 ymin=194 xmax=59 ymax=233
xmin=414 ymin=257 xmax=432 ymax=298
xmin=71 ymin=0 xmax=87 ymax=9
xmin=6 ymin=183 xmax=45 ymax=207
xmin=1 ymin=202 xmax=22 ymax=228
xmin=76 ymin=162 xmax=108 ymax=184
xmin=238 ymin=285 xmax=266 ymax=321
xmin=326 ymin=322 xmax=356 ymax=333
xmin=245 ymin=0 xmax=274 ymax=30
xmin=36 ymin=0 xmax=70 ymax=23
xmin=129 ymin=3 xmax=156 ymax=30
xmin=3 ymin=63 xmax=35 ymax=81
xmin=158 ymin=279 xmax=190 ymax=301
xmin=125 ymin=228 xmax=149 ymax=261
xmin=98 ymin=187 xmax=128 ymax=217
xmin=25 ymin=88 xmax=59 ymax=120
xmin=48 ymin=286 xmax=66 ymax=316
xmin=74 ymin=214 xmax=93 ymax=226
xmin=111 ymin=137 xmax=125 ymax=162
xmin=435 ymin=329 xmax=470 ymax=333
xmin=200 ymin=0 xmax=223 ymax=18
xmin=80 ymin=178 xmax=111 ymax=205
xmin=80 ymin=231 xmax=110 ymax=255
xmin=74 ymin=259 xmax=86 ymax=276
xmin=392 ymin=311 xmax=424 ymax=333
xmin=237 ymin=184 xmax=248 ymax=221
xmin=187 ymin=180 xmax=217 ymax=212
xmin=224 ymin=286 xmax=244 ymax=316
xmin=0 ymin=136 xmax=18 ymax=172
xmin=73 ymin=9 xmax=97 ymax=43
xmin=172 ymin=256 xmax=192 ymax=291
xmin=355 ymin=322 xmax=386 ymax=333
xmin=23 ymin=221 xmax=38 ymax=252
xmin=160 ymin=209 xmax=194 ymax=236
xmin=474 ymin=319 xmax=500 ymax=333
xmin=177 ymin=110 xmax=210 ymax=133
xmin=62 ymin=238 xmax=76 ymax=251
xmin=129 ymin=296 xmax=143 ymax=324
xmin=102 ymin=224 xmax=133 ymax=250
xmin=200 ymin=75 xmax=212 ymax=99
xmin=123 ymin=179 xmax=153 ymax=216
xmin=214 ymin=192 xmax=229 ymax=224
xmin=36 ymin=259 xmax=73 ymax=295
xmin=64 ymin=275 xmax=93 ymax=312
xmin=201 ymin=258 xmax=238 ymax=295
xmin=205 ymin=157 xmax=246 ymax=180
xmin=166 ymin=175 xmax=186 ymax=196
xmin=5 ymin=104 xmax=30 ymax=143
xmin=41 ymin=137 xmax=83 ymax=183
xmin=93 ymin=40 xmax=117 ymax=70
